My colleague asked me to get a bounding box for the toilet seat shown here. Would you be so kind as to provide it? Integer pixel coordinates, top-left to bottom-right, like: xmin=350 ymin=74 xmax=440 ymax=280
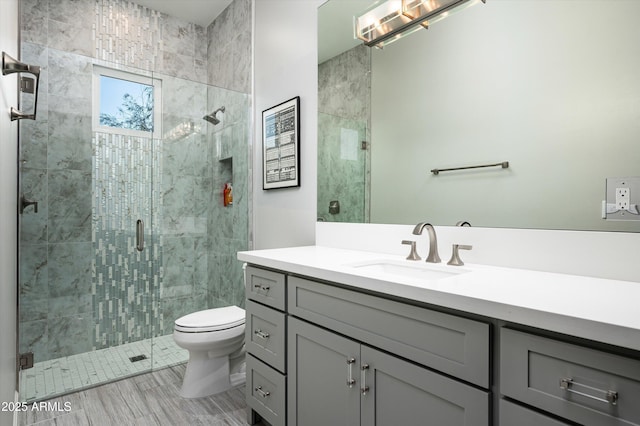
xmin=174 ymin=306 xmax=245 ymax=333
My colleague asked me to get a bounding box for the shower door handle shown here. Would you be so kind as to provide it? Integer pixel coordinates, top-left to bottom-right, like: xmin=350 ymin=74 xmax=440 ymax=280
xmin=136 ymin=219 xmax=144 ymax=252
xmin=20 ymin=194 xmax=38 ymax=214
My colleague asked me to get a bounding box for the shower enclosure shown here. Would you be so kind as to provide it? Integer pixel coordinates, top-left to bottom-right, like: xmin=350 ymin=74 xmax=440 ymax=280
xmin=17 ymin=44 xmax=250 ymax=401
xmin=317 ymin=43 xmax=371 ymax=223
xmin=317 ymin=113 xmax=369 ymax=223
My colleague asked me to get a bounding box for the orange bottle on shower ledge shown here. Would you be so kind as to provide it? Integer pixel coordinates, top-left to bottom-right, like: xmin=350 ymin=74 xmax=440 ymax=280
xmin=223 ymin=183 xmax=233 ymax=206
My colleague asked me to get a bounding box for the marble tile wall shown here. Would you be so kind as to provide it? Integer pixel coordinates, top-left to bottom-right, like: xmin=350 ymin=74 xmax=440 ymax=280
xmin=206 ymin=88 xmax=250 ymax=312
xmin=18 ymin=0 xmax=251 ymax=363
xmin=207 ymin=0 xmax=251 ymax=94
xmin=22 ymin=0 xmax=209 ymax=83
xmin=318 ymin=44 xmax=371 ymax=123
xmin=318 ymin=45 xmax=371 ymax=222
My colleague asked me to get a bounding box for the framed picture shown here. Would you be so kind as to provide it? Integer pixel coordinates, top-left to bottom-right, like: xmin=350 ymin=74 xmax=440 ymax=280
xmin=262 ymin=96 xmax=300 ymax=190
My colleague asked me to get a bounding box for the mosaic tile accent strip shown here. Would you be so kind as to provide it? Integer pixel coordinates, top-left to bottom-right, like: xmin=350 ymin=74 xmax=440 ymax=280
xmin=92 ymin=132 xmax=163 ymax=349
xmin=94 ymin=0 xmax=163 ymax=70
xmin=19 ymin=334 xmax=187 ymax=402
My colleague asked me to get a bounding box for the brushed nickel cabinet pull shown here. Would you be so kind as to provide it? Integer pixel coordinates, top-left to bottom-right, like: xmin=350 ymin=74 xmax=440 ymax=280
xmin=361 ymin=363 xmax=370 ymax=395
xmin=346 ymin=357 xmax=356 ymax=388
xmin=253 ymin=283 xmax=271 ymax=291
xmin=560 ymin=378 xmax=618 ymax=406
xmin=254 ymin=385 xmax=270 ymax=398
xmin=254 ymin=329 xmax=270 ymax=339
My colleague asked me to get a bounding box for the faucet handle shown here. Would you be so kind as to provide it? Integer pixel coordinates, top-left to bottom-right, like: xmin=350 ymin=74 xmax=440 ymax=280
xmin=447 ymin=244 xmax=472 ymax=266
xmin=401 ymin=240 xmax=421 ymax=261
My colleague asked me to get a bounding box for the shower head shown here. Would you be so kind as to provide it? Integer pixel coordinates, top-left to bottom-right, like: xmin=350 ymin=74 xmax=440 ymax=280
xmin=203 ymin=114 xmax=219 ymax=125
xmin=203 ymin=106 xmax=225 ymax=125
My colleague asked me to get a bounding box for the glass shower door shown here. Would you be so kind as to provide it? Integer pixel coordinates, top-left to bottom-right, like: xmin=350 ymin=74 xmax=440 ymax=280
xmin=317 ymin=112 xmax=369 ymax=223
xmin=17 ymin=50 xmax=251 ymax=402
xmin=17 ymin=52 xmax=159 ymax=401
xmin=92 ymin=130 xmax=159 ymax=371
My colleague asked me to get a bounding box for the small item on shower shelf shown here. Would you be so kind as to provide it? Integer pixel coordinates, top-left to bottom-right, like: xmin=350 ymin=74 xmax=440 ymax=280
xmin=224 ymin=183 xmax=233 ymax=206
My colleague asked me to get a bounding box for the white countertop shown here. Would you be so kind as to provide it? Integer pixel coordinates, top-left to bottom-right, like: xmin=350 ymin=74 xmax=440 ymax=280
xmin=238 ymin=245 xmax=640 ymax=352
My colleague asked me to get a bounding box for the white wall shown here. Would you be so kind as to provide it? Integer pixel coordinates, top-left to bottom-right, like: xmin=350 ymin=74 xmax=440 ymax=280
xmin=317 ymin=222 xmax=640 ymax=283
xmin=252 ymin=0 xmax=324 ymax=249
xmin=0 ymin=0 xmax=19 ymax=423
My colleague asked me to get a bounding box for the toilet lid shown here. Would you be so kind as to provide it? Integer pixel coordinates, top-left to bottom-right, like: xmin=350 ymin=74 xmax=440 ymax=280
xmin=174 ymin=306 xmax=245 ymax=333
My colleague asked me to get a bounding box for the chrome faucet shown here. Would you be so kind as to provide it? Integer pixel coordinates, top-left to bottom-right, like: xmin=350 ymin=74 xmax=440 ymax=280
xmin=412 ymin=222 xmax=441 ymax=263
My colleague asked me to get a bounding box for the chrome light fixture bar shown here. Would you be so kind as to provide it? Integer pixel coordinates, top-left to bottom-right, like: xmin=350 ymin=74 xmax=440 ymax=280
xmin=355 ymin=0 xmax=485 ymax=48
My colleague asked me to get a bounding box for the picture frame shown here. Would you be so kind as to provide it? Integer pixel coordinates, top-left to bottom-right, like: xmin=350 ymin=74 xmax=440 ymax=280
xmin=262 ymin=96 xmax=300 ymax=190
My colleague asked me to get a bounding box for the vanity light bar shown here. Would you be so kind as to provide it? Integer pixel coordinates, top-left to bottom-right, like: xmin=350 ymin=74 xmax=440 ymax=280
xmin=354 ymin=0 xmax=485 ymax=48
xmin=354 ymin=1 xmax=412 ymax=47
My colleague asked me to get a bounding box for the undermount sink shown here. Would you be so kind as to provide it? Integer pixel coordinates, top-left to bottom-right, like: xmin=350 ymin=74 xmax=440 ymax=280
xmin=344 ymin=259 xmax=470 ymax=281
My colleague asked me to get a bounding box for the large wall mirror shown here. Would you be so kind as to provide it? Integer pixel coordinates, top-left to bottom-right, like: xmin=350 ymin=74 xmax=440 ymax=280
xmin=318 ymin=0 xmax=640 ymax=232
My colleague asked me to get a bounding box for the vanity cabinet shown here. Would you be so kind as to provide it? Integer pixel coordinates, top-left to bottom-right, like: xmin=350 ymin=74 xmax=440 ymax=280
xmin=287 ymin=275 xmax=490 ymax=426
xmin=500 ymin=327 xmax=640 ymax=426
xmin=240 ymin=248 xmax=640 ymax=426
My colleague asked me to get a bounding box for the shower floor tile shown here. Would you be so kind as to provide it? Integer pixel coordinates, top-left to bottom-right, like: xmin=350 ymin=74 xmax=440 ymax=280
xmin=19 ymin=334 xmax=188 ymax=402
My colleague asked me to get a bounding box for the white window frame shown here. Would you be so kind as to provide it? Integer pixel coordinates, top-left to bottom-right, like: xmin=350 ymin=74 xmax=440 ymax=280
xmin=92 ymin=65 xmax=162 ymax=138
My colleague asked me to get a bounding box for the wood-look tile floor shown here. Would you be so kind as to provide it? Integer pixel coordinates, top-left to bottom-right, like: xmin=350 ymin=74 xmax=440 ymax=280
xmin=19 ymin=364 xmax=267 ymax=426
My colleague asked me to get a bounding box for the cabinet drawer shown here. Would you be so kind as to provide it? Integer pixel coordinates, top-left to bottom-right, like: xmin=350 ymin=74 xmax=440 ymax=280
xmin=246 ymin=265 xmax=286 ymax=311
xmin=499 ymin=400 xmax=571 ymax=426
xmin=288 ymin=276 xmax=490 ymax=388
xmin=246 ymin=354 xmax=286 ymax=426
xmin=500 ymin=328 xmax=640 ymax=426
xmin=246 ymin=300 xmax=286 ymax=373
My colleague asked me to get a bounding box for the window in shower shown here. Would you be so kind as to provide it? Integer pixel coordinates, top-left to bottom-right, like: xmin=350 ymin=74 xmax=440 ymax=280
xmin=92 ymin=66 xmax=162 ymax=136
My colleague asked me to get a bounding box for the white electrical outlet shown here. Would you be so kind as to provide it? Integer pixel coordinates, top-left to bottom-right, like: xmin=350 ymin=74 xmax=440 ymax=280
xmin=616 ymin=187 xmax=630 ymax=210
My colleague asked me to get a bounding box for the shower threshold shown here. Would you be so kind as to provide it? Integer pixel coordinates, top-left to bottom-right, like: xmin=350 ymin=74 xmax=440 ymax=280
xmin=19 ymin=334 xmax=188 ymax=402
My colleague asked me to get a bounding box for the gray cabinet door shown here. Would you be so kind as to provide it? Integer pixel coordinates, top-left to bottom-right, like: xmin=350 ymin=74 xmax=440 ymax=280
xmin=288 ymin=276 xmax=490 ymax=388
xmin=360 ymin=345 xmax=489 ymax=426
xmin=288 ymin=317 xmax=361 ymax=426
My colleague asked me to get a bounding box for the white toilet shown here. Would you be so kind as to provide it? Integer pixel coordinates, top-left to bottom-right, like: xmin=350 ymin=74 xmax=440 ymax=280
xmin=173 ymin=305 xmax=246 ymax=398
